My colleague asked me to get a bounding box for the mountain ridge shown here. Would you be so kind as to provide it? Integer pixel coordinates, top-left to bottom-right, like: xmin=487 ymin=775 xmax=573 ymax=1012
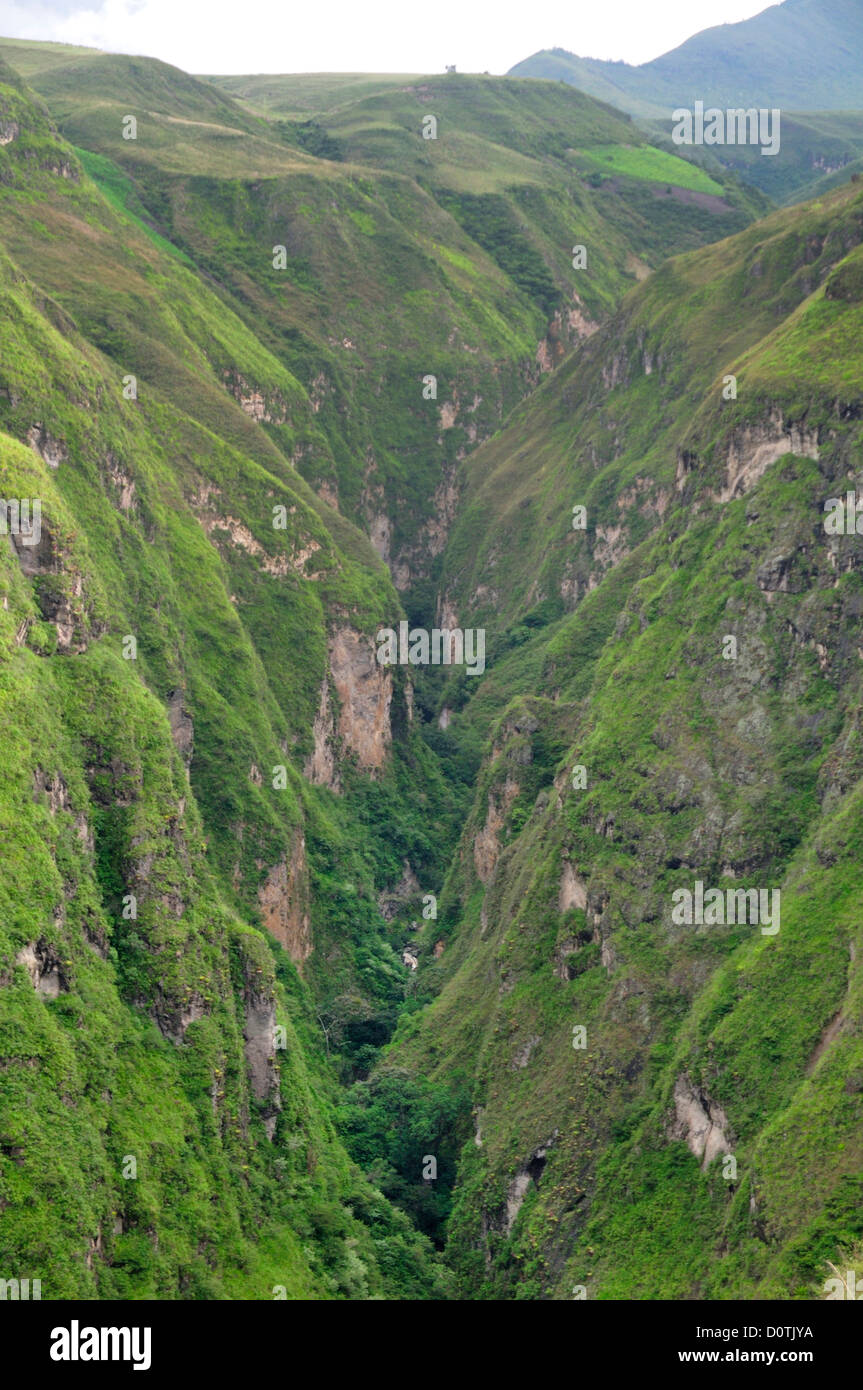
xmin=509 ymin=1 xmax=863 ymax=115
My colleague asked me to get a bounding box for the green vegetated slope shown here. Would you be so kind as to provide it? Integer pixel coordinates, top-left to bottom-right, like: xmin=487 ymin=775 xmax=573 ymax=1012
xmin=4 ymin=41 xmax=766 ymax=622
xmin=641 ymin=110 xmax=863 ymax=209
xmin=509 ymin=0 xmax=863 ymax=207
xmin=380 ymin=178 xmax=863 ymax=1299
xmin=0 ymin=53 xmax=454 ymax=1299
xmin=0 ymin=37 xmax=103 ymax=80
xmin=202 ymin=72 xmax=421 ymax=119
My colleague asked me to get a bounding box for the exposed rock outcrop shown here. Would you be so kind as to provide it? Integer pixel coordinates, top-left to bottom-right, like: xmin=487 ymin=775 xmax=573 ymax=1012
xmin=558 ymin=860 xmax=588 ymax=912
xmin=305 ymin=677 xmax=338 ymax=789
xmin=473 ymin=777 xmax=519 ymax=883
xmin=676 ymin=412 xmax=820 ymax=501
xmin=330 ymin=626 xmax=392 ymax=770
xmin=15 ymin=940 xmax=65 ymax=997
xmin=716 ymin=413 xmax=819 ymax=502
xmin=377 ymin=860 xmax=420 ymax=921
xmin=222 ymin=370 xmax=289 ymax=424
xmin=305 ymin=628 xmax=393 ymax=785
xmin=154 ymin=993 xmax=207 ymax=1045
xmin=33 ymin=768 xmax=93 ymax=851
xmin=241 ymin=980 xmax=282 ymax=1140
xmin=369 ymin=511 xmax=391 ymax=563
xmin=167 ymin=690 xmax=194 ymax=766
xmin=503 ymin=1132 xmax=559 ymax=1233
xmin=26 ymin=424 xmax=67 ymax=469
xmin=11 ymin=518 xmax=91 ymax=653
xmin=511 ymin=1033 xmax=540 ymax=1070
xmin=200 ymin=509 xmax=321 ymax=576
xmin=106 ymin=454 xmax=136 ymax=510
xmin=669 ymin=1075 xmax=732 ymax=1169
xmin=257 ymin=829 xmax=312 ymax=967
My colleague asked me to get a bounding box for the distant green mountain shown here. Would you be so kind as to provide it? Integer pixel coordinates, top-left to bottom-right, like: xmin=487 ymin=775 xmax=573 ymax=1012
xmin=510 ymin=0 xmax=863 ymax=114
xmin=510 ymin=0 xmax=863 ymax=204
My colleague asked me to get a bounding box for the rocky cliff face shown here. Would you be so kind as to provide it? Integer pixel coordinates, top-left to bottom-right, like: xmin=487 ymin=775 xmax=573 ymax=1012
xmin=257 ymin=829 xmax=312 ymax=967
xmin=305 ymin=627 xmax=393 ymax=788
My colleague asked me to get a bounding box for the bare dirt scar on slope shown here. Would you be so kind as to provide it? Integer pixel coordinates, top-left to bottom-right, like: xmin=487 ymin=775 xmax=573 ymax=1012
xmin=602 ymin=176 xmax=733 ymax=214
xmin=652 ymin=184 xmax=734 ymax=214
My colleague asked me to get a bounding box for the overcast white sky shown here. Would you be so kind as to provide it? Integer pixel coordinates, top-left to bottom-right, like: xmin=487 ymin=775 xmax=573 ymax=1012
xmin=0 ymin=0 xmax=777 ymax=74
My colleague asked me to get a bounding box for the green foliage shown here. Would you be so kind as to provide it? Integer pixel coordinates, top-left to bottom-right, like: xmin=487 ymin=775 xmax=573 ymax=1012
xmin=439 ymin=191 xmax=562 ymax=317
xmin=337 ymin=1069 xmax=472 ymax=1243
xmin=575 ymin=143 xmax=723 ymax=195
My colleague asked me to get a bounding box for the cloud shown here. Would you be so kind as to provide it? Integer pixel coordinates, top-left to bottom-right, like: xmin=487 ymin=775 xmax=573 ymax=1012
xmin=0 ymin=0 xmax=775 ymax=75
xmin=4 ymin=0 xmax=94 ymax=15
